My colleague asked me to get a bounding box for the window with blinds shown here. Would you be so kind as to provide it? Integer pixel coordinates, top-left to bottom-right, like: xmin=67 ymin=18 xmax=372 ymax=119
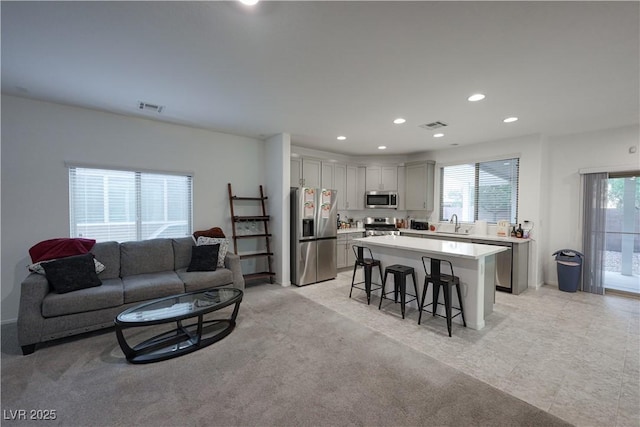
xmin=69 ymin=167 xmax=192 ymax=242
xmin=440 ymin=158 xmax=519 ymax=224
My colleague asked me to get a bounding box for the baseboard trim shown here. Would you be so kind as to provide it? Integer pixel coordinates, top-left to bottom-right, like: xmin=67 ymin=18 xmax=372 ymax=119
xmin=605 ymin=288 xmax=640 ymax=300
xmin=1 ymin=318 xmax=17 ymax=325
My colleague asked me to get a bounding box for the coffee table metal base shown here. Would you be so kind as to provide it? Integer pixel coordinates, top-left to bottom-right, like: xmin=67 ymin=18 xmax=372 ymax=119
xmin=115 ymin=299 xmax=241 ymax=364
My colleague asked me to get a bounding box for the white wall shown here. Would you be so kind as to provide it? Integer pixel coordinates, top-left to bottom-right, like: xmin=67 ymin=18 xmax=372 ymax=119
xmin=265 ymin=133 xmax=291 ymax=286
xmin=1 ymin=95 xmax=267 ymax=322
xmin=544 ymin=125 xmax=640 ymax=285
xmin=424 ymin=134 xmax=547 ymax=288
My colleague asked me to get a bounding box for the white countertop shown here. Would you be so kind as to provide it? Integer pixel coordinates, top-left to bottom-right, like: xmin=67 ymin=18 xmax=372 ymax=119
xmin=353 ymin=235 xmax=508 ymax=260
xmin=398 ymin=229 xmax=530 ymax=244
xmin=337 ymin=228 xmax=366 ymax=235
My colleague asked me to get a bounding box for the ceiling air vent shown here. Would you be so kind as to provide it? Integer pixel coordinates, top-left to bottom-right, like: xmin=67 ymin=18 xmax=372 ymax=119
xmin=419 ymin=121 xmax=448 ymax=130
xmin=137 ymin=101 xmax=164 ymax=114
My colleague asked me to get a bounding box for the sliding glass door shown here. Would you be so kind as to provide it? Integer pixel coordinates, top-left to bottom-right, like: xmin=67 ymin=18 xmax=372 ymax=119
xmin=604 ymin=173 xmax=640 ymax=295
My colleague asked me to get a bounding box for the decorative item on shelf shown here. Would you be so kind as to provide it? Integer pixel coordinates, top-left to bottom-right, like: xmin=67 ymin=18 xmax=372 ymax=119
xmin=496 ymin=220 xmax=510 ymax=237
xmin=522 ymin=220 xmax=534 ymax=239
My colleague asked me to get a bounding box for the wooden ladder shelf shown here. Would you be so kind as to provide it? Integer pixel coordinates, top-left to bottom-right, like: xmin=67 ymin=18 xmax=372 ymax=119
xmin=228 ymin=183 xmax=275 ymax=284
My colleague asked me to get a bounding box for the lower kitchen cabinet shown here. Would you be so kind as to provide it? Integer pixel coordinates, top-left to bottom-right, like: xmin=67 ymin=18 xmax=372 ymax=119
xmin=337 ymin=231 xmax=364 ymax=269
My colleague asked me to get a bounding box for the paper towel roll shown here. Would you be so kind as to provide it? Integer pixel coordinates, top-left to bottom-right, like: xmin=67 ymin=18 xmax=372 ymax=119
xmin=475 ymin=220 xmax=487 ymax=235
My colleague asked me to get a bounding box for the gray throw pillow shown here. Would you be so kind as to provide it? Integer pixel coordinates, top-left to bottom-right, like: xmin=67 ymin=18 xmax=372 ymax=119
xmin=187 ymin=244 xmax=220 ymax=272
xmin=43 ymin=253 xmax=102 ymax=294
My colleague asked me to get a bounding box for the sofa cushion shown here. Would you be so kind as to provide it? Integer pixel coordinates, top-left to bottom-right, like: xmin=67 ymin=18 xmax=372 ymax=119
xmin=196 ymin=237 xmax=229 ymax=268
xmin=91 ymin=241 xmax=121 ymax=279
xmin=122 ymin=271 xmax=184 ymax=304
xmin=43 ymin=253 xmax=102 ymax=294
xmin=187 ymin=244 xmax=220 ymax=272
xmin=120 ymin=239 xmax=174 ymax=277
xmin=176 ymin=268 xmax=234 ymax=293
xmin=172 ymin=237 xmax=196 ymax=270
xmin=42 ymin=278 xmax=124 ymax=317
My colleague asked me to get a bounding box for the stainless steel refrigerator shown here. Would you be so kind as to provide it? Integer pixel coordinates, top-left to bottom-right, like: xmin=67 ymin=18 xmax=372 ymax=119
xmin=290 ymin=187 xmax=337 ymax=286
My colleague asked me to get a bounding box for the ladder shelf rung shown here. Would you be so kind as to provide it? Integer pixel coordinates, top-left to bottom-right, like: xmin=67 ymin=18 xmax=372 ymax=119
xmin=239 ymin=252 xmax=274 ymax=259
xmin=234 ymin=215 xmax=269 ymax=221
xmin=243 ymin=272 xmax=276 ymax=281
xmin=232 ymin=196 xmax=268 ymax=201
xmin=233 ymin=233 xmax=272 ymax=239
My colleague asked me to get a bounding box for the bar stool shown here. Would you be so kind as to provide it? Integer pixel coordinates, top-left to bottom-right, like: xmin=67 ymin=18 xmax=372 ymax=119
xmin=379 ymin=264 xmax=419 ymax=319
xmin=419 ymin=256 xmax=466 ymax=337
xmin=350 ymin=246 xmax=383 ymax=305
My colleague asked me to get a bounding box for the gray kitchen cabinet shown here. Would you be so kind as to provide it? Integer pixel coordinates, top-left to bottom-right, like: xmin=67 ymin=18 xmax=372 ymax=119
xmin=345 ymin=165 xmax=365 ymax=210
xmin=290 ymin=158 xmax=322 ymax=188
xmin=291 ymin=157 xmax=321 ymax=188
xmin=321 ymin=161 xmax=334 ymax=189
xmin=291 ymin=157 xmax=302 ymax=188
xmin=397 ymin=165 xmax=405 ymax=210
xmin=365 ymin=165 xmax=397 ymax=191
xmin=337 ymin=235 xmax=348 ymax=268
xmin=334 ymin=163 xmax=346 ymax=210
xmin=405 ymin=161 xmax=435 ymax=211
xmin=337 ymin=231 xmax=364 ymax=268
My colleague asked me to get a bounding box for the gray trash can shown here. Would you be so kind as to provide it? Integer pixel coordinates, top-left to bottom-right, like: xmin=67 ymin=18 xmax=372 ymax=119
xmin=552 ymin=250 xmax=584 ymax=292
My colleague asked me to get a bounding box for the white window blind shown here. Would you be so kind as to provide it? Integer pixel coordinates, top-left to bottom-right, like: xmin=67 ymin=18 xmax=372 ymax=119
xmin=440 ymin=158 xmax=519 ymax=224
xmin=69 ymin=167 xmax=192 ymax=242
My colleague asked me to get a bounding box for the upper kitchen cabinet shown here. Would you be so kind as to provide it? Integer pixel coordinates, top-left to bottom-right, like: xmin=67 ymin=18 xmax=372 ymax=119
xmin=291 ymin=157 xmax=302 ymax=188
xmin=345 ymin=165 xmax=365 ymax=210
xmin=332 ymin=163 xmax=347 ymax=210
xmin=405 ymin=161 xmax=435 ymax=211
xmin=365 ymin=165 xmax=398 ymax=191
xmin=291 ymin=157 xmax=322 ymax=188
xmin=321 ymin=161 xmax=335 ymax=189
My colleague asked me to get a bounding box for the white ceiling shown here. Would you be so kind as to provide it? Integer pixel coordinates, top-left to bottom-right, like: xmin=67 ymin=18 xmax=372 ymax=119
xmin=2 ymin=1 xmax=639 ymax=155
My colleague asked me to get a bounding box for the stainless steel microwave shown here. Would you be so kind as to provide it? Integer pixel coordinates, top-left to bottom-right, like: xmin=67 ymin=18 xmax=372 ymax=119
xmin=365 ymin=191 xmax=398 ymax=209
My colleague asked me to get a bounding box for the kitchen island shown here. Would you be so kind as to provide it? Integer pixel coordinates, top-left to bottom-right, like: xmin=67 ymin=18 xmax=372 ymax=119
xmin=352 ymin=235 xmax=508 ymax=330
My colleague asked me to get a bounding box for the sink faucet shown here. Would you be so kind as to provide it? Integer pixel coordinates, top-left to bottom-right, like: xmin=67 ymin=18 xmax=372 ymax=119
xmin=450 ymin=214 xmax=460 ymax=233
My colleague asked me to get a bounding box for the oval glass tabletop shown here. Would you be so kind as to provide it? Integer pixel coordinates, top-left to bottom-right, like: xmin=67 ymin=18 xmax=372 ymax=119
xmin=117 ymin=288 xmax=243 ymax=325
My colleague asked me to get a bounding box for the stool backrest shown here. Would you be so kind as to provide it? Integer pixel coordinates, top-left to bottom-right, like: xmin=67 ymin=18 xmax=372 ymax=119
xmin=421 ymin=256 xmax=455 ymax=284
xmin=352 ymin=245 xmax=374 ymax=264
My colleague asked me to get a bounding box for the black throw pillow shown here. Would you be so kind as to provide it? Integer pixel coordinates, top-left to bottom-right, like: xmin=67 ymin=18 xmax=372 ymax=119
xmin=43 ymin=253 xmax=102 ymax=294
xmin=187 ymin=244 xmax=220 ymax=272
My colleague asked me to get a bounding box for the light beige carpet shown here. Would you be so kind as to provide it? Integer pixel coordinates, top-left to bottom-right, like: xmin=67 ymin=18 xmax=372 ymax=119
xmin=1 ymin=284 xmax=572 ymax=426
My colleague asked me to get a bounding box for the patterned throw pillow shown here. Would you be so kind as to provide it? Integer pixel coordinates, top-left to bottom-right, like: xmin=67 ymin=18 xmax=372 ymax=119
xmin=196 ymin=236 xmax=229 ymax=268
xmin=28 ymin=258 xmax=106 ymax=275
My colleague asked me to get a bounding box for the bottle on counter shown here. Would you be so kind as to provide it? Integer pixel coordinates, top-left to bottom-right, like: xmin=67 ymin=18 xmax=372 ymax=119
xmin=516 ymin=223 xmax=523 ymax=238
xmin=510 ymin=226 xmax=517 ymax=237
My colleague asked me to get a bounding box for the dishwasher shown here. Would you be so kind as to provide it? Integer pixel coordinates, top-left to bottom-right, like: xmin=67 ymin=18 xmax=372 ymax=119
xmin=472 ymin=239 xmax=513 ymax=293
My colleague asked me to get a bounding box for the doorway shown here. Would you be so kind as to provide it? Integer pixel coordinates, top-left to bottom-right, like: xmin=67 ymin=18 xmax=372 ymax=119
xmin=604 ymin=173 xmax=640 ymax=295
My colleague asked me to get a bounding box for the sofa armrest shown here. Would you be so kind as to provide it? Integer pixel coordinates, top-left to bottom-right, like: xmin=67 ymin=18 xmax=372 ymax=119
xmin=224 ymin=252 xmax=245 ymax=290
xmin=17 ymin=273 xmax=49 ymax=348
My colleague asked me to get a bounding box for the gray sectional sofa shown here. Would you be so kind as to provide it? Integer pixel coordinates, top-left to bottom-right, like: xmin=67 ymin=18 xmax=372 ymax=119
xmin=17 ymin=237 xmax=244 ymax=355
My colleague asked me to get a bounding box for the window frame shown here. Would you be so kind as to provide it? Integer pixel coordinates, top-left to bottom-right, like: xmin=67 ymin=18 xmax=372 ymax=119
xmin=68 ymin=164 xmax=193 ymax=242
xmin=439 ymin=158 xmax=520 ymax=224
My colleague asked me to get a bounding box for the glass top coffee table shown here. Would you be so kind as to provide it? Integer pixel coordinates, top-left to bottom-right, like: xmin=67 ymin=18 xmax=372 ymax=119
xmin=114 ymin=288 xmax=243 ymax=364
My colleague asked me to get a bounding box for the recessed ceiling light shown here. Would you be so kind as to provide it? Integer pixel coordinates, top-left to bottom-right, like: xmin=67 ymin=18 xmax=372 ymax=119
xmin=337 ymin=136 xmax=346 ymax=141
xmin=393 ymin=118 xmax=406 ymax=124
xmin=378 ymin=146 xmax=387 ymax=150
xmin=503 ymin=117 xmax=518 ymax=123
xmin=468 ymin=93 xmax=485 ymax=102
xmin=433 ymin=133 xmax=444 ymax=138
xmin=238 ymin=0 xmax=259 ymax=5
